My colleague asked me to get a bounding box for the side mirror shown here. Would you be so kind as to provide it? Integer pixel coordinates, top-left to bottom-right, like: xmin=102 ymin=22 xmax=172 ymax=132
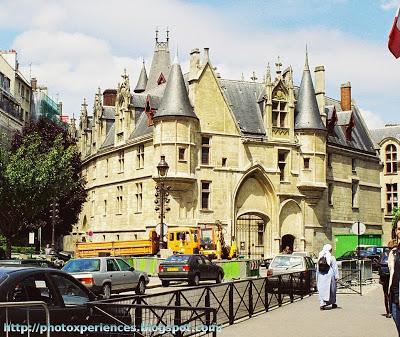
xmin=129 ymin=266 xmax=135 ymax=272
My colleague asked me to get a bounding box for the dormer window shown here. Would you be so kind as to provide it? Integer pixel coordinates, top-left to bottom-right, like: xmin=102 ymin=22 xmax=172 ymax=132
xmin=157 ymin=73 xmax=166 ymax=85
xmin=272 ymin=99 xmax=287 ymax=128
xmin=386 ymin=144 xmax=397 ymax=174
xmin=271 ymin=87 xmax=288 ymax=128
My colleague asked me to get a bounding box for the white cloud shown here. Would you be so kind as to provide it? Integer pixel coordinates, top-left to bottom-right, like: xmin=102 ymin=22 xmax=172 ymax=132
xmin=359 ymin=108 xmax=386 ymax=129
xmin=0 ymin=0 xmax=398 ymax=124
xmin=380 ymin=0 xmax=400 ymax=10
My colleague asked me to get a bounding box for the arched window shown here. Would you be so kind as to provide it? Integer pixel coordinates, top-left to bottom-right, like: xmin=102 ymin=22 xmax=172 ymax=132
xmin=386 ymin=144 xmax=397 ymax=174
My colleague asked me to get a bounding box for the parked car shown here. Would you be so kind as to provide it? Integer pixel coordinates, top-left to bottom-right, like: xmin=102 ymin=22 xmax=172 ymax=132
xmin=158 ymin=254 xmax=224 ymax=287
xmin=0 ymin=266 xmax=98 ymax=330
xmin=337 ymin=250 xmax=381 ymax=271
xmin=0 ymin=259 xmax=60 ymax=269
xmin=267 ymin=254 xmax=316 ymax=293
xmin=62 ymin=257 xmax=149 ymax=299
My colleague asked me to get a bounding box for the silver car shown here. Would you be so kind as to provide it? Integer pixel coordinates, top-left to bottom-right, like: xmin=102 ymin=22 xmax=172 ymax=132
xmin=62 ymin=257 xmax=149 ymax=299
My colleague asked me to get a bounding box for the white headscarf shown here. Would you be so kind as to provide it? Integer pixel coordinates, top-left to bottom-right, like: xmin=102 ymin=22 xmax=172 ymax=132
xmin=318 ymin=243 xmax=332 ymax=265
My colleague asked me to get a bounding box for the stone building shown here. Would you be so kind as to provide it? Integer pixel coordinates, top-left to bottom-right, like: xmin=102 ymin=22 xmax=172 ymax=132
xmin=370 ymin=124 xmax=400 ymax=245
xmin=66 ymin=33 xmax=383 ymax=257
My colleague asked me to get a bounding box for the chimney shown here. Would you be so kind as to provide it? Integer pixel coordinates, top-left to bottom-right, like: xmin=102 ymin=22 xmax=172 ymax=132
xmin=103 ymin=89 xmax=117 ymax=106
xmin=31 ymin=78 xmax=37 ymax=91
xmin=189 ymin=48 xmax=200 ymax=82
xmin=340 ymin=82 xmax=351 ymax=111
xmin=203 ymin=48 xmax=210 ymax=64
xmin=314 ymin=65 xmax=326 ymax=125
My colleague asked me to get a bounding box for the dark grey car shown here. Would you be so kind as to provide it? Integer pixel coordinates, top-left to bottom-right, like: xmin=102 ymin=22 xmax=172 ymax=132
xmin=62 ymin=257 xmax=149 ymax=299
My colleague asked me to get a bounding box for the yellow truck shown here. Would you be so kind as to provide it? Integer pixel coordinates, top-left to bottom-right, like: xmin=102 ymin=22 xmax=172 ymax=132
xmin=75 ymin=224 xmax=236 ymax=258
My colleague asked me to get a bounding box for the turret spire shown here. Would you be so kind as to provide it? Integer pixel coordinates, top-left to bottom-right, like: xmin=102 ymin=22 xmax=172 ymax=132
xmin=294 ymin=50 xmax=326 ymax=131
xmin=154 ymin=58 xmax=197 ymax=120
xmin=134 ymin=59 xmax=148 ymax=93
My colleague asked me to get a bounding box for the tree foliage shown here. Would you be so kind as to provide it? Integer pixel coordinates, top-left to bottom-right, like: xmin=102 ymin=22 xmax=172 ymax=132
xmin=392 ymin=207 xmax=400 ymax=239
xmin=0 ymin=118 xmax=87 ymax=256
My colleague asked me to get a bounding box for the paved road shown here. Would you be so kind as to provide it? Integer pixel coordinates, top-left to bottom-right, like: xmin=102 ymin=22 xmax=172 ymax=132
xmin=219 ymin=282 xmax=397 ymax=337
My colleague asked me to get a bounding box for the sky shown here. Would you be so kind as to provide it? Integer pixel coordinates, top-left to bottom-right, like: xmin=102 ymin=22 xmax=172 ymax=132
xmin=0 ymin=0 xmax=399 ymax=129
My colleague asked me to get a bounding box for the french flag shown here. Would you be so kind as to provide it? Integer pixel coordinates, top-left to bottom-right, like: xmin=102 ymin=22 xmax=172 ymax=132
xmin=389 ymin=7 xmax=400 ymax=58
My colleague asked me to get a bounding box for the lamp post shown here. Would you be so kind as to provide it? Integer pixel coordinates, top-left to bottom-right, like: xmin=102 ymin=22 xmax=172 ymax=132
xmin=156 ymin=156 xmax=170 ymax=250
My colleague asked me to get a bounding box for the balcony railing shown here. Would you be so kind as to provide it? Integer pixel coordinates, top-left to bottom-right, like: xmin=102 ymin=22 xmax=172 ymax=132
xmin=0 ymin=90 xmax=23 ymax=121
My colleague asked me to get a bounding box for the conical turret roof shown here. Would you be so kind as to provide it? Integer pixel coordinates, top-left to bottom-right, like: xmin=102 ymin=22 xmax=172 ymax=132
xmin=134 ymin=61 xmax=148 ymax=93
xmin=294 ymin=52 xmax=326 ymax=131
xmin=154 ymin=57 xmax=197 ymax=120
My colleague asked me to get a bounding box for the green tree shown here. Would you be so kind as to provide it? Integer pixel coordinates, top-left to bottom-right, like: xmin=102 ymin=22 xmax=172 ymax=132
xmin=392 ymin=207 xmax=400 ymax=239
xmin=0 ymin=118 xmax=87 ymax=257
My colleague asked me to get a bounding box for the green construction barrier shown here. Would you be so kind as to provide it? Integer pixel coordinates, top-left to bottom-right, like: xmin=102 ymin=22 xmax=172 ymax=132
xmin=126 ymin=257 xmax=162 ymax=276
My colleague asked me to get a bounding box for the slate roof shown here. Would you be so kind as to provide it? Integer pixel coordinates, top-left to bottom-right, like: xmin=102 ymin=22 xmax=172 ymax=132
xmin=130 ymin=112 xmax=153 ymax=139
xmin=369 ymin=125 xmax=400 ymax=147
xmin=325 ymin=97 xmax=375 ymax=153
xmin=100 ymin=123 xmax=115 ymax=149
xmin=147 ymin=45 xmax=171 ymax=91
xmin=337 ymin=111 xmax=352 ymax=126
xmin=219 ymin=79 xmax=265 ymax=135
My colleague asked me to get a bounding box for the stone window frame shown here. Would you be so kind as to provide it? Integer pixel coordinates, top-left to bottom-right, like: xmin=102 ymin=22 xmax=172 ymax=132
xmin=328 ymin=183 xmax=333 ymax=206
xmin=135 ymin=182 xmax=143 ymax=213
xmin=200 ymin=181 xmax=211 ymax=210
xmin=116 ymin=185 xmax=123 ymax=215
xmin=178 ymin=147 xmax=186 ymax=162
xmin=385 ymin=144 xmax=397 ymax=174
xmin=351 ymin=179 xmax=359 ymax=209
xmin=118 ymin=150 xmax=124 ymax=173
xmin=137 ymin=144 xmax=145 ymax=169
xmin=201 ymin=136 xmax=211 ymax=165
xmin=278 ymin=149 xmax=289 ymax=182
xmin=386 ymin=183 xmax=398 ymax=215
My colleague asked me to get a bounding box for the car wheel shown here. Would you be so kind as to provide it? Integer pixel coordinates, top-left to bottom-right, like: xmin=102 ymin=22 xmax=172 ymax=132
xmin=135 ymin=278 xmax=146 ymax=295
xmin=216 ymin=272 xmax=223 ymax=284
xmin=161 ymin=280 xmax=170 ymax=287
xmin=190 ymin=274 xmax=200 ymax=286
xmin=102 ymin=283 xmax=111 ymax=299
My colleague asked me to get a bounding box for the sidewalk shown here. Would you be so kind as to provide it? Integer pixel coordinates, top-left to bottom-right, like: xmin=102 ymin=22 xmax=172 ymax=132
xmin=219 ymin=282 xmax=397 ymax=337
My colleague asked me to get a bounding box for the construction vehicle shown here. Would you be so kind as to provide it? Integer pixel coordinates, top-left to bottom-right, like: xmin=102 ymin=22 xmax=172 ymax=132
xmin=75 ymin=223 xmax=237 ymax=259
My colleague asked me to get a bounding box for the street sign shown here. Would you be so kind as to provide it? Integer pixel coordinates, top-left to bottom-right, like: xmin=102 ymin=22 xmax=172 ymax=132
xmin=29 ymin=232 xmax=35 ymax=245
xmin=155 ymin=223 xmax=168 ymax=238
xmin=351 ymin=222 xmax=366 ymax=235
xmin=87 ymin=230 xmax=93 ymax=237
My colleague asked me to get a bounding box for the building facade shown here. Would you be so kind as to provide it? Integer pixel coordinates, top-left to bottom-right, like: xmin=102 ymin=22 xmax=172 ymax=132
xmin=66 ymin=34 xmax=383 ymax=257
xmin=370 ymin=125 xmax=400 ymax=245
xmin=0 ymin=50 xmax=31 ymax=136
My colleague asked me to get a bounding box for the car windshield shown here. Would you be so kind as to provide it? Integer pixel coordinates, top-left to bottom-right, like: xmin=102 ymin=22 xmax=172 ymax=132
xmin=270 ymin=256 xmax=303 ymax=269
xmin=165 ymin=255 xmax=190 ymax=263
xmin=62 ymin=259 xmax=100 ymax=272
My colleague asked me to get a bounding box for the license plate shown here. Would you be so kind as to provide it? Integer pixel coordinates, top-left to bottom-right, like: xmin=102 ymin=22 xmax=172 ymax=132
xmin=167 ymin=267 xmax=179 ymax=271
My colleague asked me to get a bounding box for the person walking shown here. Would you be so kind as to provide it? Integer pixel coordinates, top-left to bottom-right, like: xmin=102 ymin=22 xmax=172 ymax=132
xmin=317 ymin=243 xmax=339 ymax=310
xmin=381 ymin=241 xmax=396 ymax=318
xmin=389 ymin=221 xmax=400 ymax=336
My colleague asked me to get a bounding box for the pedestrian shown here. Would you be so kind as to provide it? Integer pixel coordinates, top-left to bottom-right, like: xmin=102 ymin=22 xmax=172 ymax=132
xmin=380 ymin=240 xmax=396 ymax=318
xmin=389 ymin=221 xmax=400 ymax=336
xmin=282 ymin=246 xmax=291 ymax=254
xmin=317 ymin=243 xmax=339 ymax=310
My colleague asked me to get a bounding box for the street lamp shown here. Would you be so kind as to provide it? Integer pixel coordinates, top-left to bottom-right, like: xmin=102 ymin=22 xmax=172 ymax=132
xmin=156 ymin=155 xmax=170 ymax=250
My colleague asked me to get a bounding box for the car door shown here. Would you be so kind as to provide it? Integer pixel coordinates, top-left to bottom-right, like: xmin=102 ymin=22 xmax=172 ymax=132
xmin=47 ymin=272 xmax=93 ymax=325
xmin=115 ymin=258 xmax=139 ymax=291
xmin=4 ymin=272 xmax=60 ymax=333
xmin=105 ymin=258 xmax=124 ymax=291
xmin=200 ymin=256 xmax=214 ymax=279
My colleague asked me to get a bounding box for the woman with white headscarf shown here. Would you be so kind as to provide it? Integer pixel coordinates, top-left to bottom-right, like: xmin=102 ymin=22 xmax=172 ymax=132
xmin=317 ymin=243 xmax=339 ymax=310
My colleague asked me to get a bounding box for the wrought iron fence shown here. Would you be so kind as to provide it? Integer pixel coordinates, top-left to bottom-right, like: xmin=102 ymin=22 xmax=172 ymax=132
xmin=98 ymin=272 xmax=314 ymax=329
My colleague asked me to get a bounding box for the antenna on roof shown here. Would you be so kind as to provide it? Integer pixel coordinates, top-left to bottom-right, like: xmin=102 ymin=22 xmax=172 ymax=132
xmin=166 ymin=27 xmax=169 ymax=43
xmin=155 ymin=27 xmax=159 ymax=43
xmin=250 ymin=71 xmax=257 ymax=82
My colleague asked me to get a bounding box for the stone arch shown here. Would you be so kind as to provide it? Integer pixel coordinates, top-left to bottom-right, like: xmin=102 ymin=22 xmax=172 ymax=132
xmin=279 ymin=199 xmax=303 ymax=251
xmin=233 ymin=165 xmax=278 ymax=257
